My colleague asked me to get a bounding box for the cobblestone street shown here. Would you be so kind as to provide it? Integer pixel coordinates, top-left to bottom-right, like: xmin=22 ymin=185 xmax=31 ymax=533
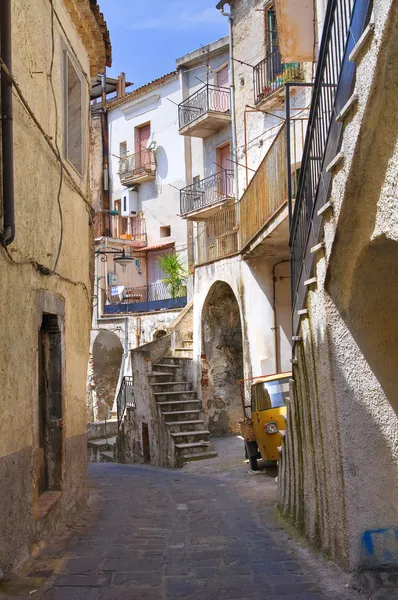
xmin=1 ymin=437 xmax=367 ymax=600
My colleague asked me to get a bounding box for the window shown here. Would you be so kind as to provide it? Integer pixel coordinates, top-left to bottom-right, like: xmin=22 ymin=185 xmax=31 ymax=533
xmin=120 ymin=141 xmax=127 ymax=157
xmin=63 ymin=53 xmax=83 ymax=174
xmin=256 ymin=377 xmax=290 ymax=411
xmin=160 ymin=225 xmax=171 ymax=238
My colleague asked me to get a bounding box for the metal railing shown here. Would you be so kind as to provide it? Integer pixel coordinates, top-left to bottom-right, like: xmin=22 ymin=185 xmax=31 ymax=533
xmin=253 ymin=48 xmax=304 ymax=105
xmin=118 ymin=149 xmax=156 ymax=182
xmin=194 ymin=124 xmax=294 ymax=266
xmin=180 ymin=170 xmax=234 ymax=215
xmin=178 ymin=84 xmax=230 ymax=129
xmin=111 ymin=215 xmax=147 ymax=244
xmin=106 ymin=281 xmax=188 ymax=314
xmin=290 ymin=0 xmax=372 ymax=332
xmin=116 ymin=376 xmax=134 ymax=426
xmin=239 ymin=126 xmax=288 ymax=249
xmin=195 ymin=205 xmax=238 ymax=265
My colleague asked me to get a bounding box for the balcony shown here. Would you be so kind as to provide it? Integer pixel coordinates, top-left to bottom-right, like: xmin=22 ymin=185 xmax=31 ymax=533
xmin=111 ymin=215 xmax=147 ymax=246
xmin=118 ymin=149 xmax=156 ymax=185
xmin=180 ymin=170 xmax=235 ymax=220
xmin=104 ymin=281 xmax=187 ymax=315
xmin=195 ymin=205 xmax=239 ymax=266
xmin=178 ymin=84 xmax=231 ymax=138
xmin=253 ymin=48 xmax=304 ymax=107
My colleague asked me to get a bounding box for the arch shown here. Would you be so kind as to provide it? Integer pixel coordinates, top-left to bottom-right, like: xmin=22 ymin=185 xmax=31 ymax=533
xmin=92 ymin=330 xmax=124 ymax=420
xmin=201 ymin=280 xmax=244 ymax=435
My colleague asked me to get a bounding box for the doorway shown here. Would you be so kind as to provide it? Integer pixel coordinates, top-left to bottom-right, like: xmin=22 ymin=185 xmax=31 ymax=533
xmin=142 ymin=423 xmax=151 ymax=463
xmin=216 ymin=143 xmax=232 ymax=198
xmin=38 ymin=314 xmax=63 ymax=494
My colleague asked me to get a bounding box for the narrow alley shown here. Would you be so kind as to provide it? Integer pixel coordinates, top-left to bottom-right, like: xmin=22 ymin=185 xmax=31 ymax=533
xmin=4 ymin=439 xmax=364 ymax=600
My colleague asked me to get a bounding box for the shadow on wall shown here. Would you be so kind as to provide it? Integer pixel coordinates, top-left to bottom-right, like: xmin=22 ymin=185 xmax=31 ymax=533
xmin=92 ymin=330 xmax=123 ymax=420
xmin=201 ymin=281 xmax=244 ymax=435
xmin=155 ymin=145 xmax=168 ymax=180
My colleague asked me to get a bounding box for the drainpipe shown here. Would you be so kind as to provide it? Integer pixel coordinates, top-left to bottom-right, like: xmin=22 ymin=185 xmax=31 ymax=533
xmin=0 ymin=0 xmax=15 ymax=245
xmin=101 ymin=72 xmax=110 ymax=236
xmin=272 ymin=260 xmax=289 ymax=374
xmin=218 ymin=3 xmax=239 ymax=201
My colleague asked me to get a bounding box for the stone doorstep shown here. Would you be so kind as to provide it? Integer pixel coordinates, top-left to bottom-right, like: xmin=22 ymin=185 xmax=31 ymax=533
xmin=39 ymin=491 xmax=62 ymax=520
xmin=183 ymin=451 xmax=218 ymax=462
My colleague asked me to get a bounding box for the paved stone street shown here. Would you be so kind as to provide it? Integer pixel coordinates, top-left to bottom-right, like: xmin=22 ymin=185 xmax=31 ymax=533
xmin=3 ymin=438 xmax=366 ymax=600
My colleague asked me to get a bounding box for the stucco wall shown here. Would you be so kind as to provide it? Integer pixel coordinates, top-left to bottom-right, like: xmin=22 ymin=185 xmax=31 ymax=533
xmin=0 ymin=0 xmax=96 ymax=575
xmin=280 ymin=0 xmax=398 ymax=572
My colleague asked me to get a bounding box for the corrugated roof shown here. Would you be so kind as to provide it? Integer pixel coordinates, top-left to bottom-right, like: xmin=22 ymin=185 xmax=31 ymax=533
xmin=106 ymin=71 xmax=178 ymax=110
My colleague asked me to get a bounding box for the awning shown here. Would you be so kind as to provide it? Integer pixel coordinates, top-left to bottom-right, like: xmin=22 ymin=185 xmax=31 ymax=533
xmin=135 ymin=241 xmax=175 ymax=253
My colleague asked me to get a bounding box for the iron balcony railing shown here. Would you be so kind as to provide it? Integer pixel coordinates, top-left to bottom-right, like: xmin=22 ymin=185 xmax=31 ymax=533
xmin=253 ymin=47 xmax=304 ymax=105
xmin=290 ymin=0 xmax=372 ymax=333
xmin=180 ymin=170 xmax=234 ymax=215
xmin=178 ymin=84 xmax=231 ymax=130
xmin=111 ymin=215 xmax=147 ymax=244
xmin=118 ymin=149 xmax=156 ymax=182
xmin=105 ymin=281 xmax=188 ymax=314
xmin=116 ymin=376 xmax=134 ymax=426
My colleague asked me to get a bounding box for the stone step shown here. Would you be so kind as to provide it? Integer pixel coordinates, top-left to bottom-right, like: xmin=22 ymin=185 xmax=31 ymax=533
xmin=152 ymin=364 xmax=185 ymax=377
xmin=166 ymin=420 xmax=205 ymax=433
xmin=87 ymin=436 xmax=117 ymax=448
xmin=151 ymin=382 xmax=192 ymax=393
xmin=157 ymin=400 xmax=202 ymax=410
xmin=182 ymin=339 xmax=193 ymax=347
xmin=161 ymin=410 xmax=201 ymax=421
xmin=154 ymin=391 xmax=197 ymax=402
xmin=182 ymin=451 xmax=218 ymax=462
xmin=148 ymin=373 xmax=175 ymax=383
xmin=174 ymin=348 xmax=193 ymax=357
xmin=172 ymin=431 xmax=210 ymax=445
xmin=100 ymin=450 xmax=115 ymax=462
xmin=175 ymin=441 xmax=211 ymax=452
xmin=160 ymin=356 xmax=192 ymax=365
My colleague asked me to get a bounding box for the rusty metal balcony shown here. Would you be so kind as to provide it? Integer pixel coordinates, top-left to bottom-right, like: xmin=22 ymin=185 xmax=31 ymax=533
xmin=178 ymin=84 xmax=231 ymax=138
xmin=110 ymin=215 xmax=147 ymax=246
xmin=180 ymin=170 xmax=235 ymax=220
xmin=118 ymin=149 xmax=156 ymax=185
xmin=253 ymin=48 xmax=304 ymax=107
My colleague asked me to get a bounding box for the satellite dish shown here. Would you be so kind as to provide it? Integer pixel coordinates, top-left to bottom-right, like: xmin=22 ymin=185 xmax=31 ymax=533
xmin=146 ymin=133 xmax=157 ymax=151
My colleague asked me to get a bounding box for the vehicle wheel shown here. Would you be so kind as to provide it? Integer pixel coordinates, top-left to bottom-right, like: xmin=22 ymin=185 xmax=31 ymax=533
xmin=249 ymin=454 xmax=259 ymax=471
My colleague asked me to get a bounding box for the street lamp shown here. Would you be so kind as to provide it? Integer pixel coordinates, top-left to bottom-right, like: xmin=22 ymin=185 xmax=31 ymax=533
xmin=95 ymin=248 xmax=135 ymax=273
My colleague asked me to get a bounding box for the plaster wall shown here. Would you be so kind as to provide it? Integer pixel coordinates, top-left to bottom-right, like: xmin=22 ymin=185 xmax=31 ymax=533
xmin=193 ymin=255 xmax=291 ymax=426
xmin=108 ymin=77 xmax=187 ymax=257
xmin=230 ymin=0 xmax=311 ymax=198
xmin=0 ymin=0 xmax=98 ymax=575
xmin=280 ymin=0 xmax=398 ymax=572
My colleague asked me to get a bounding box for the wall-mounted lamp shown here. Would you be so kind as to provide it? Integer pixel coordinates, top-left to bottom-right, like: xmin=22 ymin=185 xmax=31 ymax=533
xmin=95 ymin=248 xmax=135 ymax=273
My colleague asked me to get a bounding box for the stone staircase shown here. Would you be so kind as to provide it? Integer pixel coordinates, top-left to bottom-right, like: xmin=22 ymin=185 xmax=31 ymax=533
xmin=150 ymin=354 xmax=217 ymax=467
xmin=87 ymin=420 xmax=118 ymax=463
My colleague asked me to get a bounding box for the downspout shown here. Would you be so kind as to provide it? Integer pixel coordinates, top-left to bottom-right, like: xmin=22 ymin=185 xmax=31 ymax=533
xmin=272 ymin=260 xmax=289 ymax=374
xmin=218 ymin=4 xmax=239 ymax=201
xmin=0 ymin=0 xmax=15 ymax=245
xmin=101 ymin=72 xmax=110 ymax=236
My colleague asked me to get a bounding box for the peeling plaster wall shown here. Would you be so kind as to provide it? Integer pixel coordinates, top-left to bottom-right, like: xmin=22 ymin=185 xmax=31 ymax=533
xmin=193 ymin=255 xmax=292 ymax=430
xmin=280 ymin=0 xmax=398 ymax=572
xmin=0 ymin=0 xmax=94 ymax=576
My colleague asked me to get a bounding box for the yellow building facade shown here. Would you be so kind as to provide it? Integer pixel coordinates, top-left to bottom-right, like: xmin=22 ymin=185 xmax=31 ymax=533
xmin=0 ymin=0 xmax=110 ymax=576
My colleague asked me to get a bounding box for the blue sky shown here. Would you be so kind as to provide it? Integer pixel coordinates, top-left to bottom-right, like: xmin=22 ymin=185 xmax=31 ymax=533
xmin=100 ymin=0 xmax=228 ymax=88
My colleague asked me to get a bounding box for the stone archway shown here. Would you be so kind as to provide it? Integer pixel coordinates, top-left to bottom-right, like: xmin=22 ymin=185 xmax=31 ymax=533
xmin=92 ymin=330 xmax=124 ymax=420
xmin=201 ymin=281 xmax=244 ymax=435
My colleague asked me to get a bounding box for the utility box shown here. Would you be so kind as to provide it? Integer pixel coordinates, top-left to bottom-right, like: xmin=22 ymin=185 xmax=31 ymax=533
xmin=121 ymin=189 xmax=138 ymax=216
xmin=107 ymin=273 xmax=118 ymax=286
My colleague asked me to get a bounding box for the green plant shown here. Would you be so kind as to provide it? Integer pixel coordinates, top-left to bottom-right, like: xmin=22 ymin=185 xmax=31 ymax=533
xmin=157 ymin=253 xmax=188 ymax=299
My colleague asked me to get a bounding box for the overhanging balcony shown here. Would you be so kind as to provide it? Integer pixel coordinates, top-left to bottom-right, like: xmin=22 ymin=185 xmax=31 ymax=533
xmin=178 ymin=84 xmax=231 ymax=138
xmin=253 ymin=48 xmax=304 ymax=107
xmin=111 ymin=215 xmax=147 ymax=246
xmin=180 ymin=170 xmax=235 ymax=220
xmin=105 ymin=281 xmax=187 ymax=315
xmin=118 ymin=149 xmax=156 ymax=185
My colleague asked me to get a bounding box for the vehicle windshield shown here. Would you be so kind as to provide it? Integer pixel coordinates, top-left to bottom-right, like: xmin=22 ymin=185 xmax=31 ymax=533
xmin=256 ymin=377 xmax=290 ymax=411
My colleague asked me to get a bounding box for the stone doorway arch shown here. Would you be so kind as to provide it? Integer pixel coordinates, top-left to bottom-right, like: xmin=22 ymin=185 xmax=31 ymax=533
xmin=201 ymin=281 xmax=244 ymax=434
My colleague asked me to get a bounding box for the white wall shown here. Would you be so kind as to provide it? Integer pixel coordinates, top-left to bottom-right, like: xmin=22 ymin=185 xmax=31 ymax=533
xmin=108 ymin=77 xmax=188 ymax=258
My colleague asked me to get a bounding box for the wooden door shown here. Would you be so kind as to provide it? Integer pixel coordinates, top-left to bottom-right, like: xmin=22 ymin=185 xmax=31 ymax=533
xmin=217 ymin=143 xmax=231 ymax=197
xmin=217 ymin=65 xmax=229 ymax=88
xmin=135 ymin=124 xmax=150 ymax=169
